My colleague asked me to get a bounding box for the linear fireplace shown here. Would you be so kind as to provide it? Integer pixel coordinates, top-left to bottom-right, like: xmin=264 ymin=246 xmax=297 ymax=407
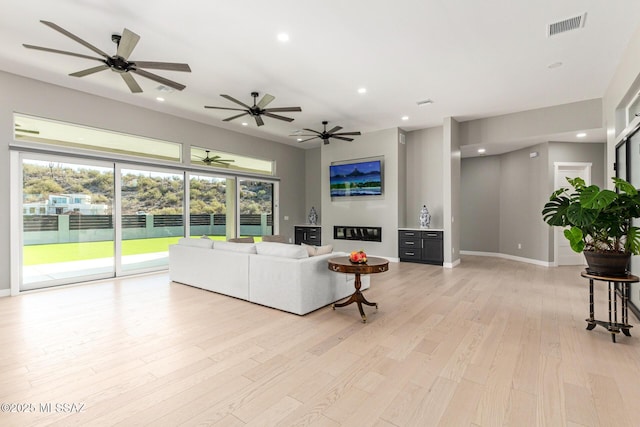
xmin=334 ymin=226 xmax=382 ymax=242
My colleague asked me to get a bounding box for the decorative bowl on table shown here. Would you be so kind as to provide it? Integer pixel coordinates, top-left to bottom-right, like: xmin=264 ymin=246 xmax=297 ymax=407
xmin=349 ymin=250 xmax=368 ymax=264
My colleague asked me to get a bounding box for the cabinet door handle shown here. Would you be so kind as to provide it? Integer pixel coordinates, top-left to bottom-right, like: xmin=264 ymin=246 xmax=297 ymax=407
xmin=422 ymin=240 xmax=424 ymax=249
xmin=405 ymin=241 xmax=414 ymax=245
xmin=427 ymin=233 xmax=438 ymax=237
xmin=405 ymin=252 xmax=415 ymax=256
xmin=405 ymin=232 xmax=415 ymax=236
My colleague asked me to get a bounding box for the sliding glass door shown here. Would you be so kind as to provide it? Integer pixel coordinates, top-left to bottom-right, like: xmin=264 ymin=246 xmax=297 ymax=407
xmin=189 ymin=174 xmax=235 ymax=241
xmin=21 ymin=155 xmax=115 ymax=290
xmin=120 ymin=167 xmax=184 ymax=274
xmin=239 ymin=179 xmax=274 ymax=239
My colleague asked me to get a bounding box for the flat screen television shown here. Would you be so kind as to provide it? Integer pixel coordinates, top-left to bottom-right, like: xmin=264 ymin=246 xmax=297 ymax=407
xmin=330 ymin=159 xmax=382 ymax=197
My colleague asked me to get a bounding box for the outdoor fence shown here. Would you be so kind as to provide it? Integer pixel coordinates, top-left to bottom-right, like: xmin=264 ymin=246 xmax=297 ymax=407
xmin=23 ymin=213 xmax=273 ymax=245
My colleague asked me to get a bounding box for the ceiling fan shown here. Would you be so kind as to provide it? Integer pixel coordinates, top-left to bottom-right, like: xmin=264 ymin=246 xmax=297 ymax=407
xmin=23 ymin=20 xmax=191 ymax=93
xmin=195 ymin=150 xmax=235 ymax=166
xmin=294 ymin=121 xmax=361 ymax=145
xmin=205 ymin=92 xmax=301 ymax=126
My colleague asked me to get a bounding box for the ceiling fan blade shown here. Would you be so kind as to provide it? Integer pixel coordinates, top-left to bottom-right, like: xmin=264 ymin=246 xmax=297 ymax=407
xmin=302 ymin=128 xmax=322 ymax=135
xmin=221 ymin=94 xmax=252 ymax=109
xmin=121 ymin=73 xmax=143 ymax=93
xmin=23 ymin=44 xmax=105 ymax=62
xmin=263 ymin=106 xmax=302 ymax=113
xmin=333 ymin=131 xmax=362 ymax=136
xmin=298 ymin=136 xmax=319 ymax=143
xmin=204 ymin=106 xmax=247 ymax=112
xmin=331 ymin=136 xmax=355 ymax=141
xmin=222 ymin=112 xmax=249 ymax=122
xmin=214 ymin=159 xmax=235 ymax=163
xmin=131 ymin=68 xmax=186 ymax=91
xmin=132 ymin=61 xmax=191 ymax=72
xmin=262 ymin=112 xmax=295 ymax=122
xmin=15 ymin=128 xmax=40 ymax=135
xmin=70 ymin=64 xmax=109 ymax=77
xmin=254 ymin=116 xmax=265 ymax=127
xmin=257 ymin=94 xmax=275 ymax=109
xmin=116 ymin=28 xmax=140 ymax=60
xmin=40 ymin=20 xmax=110 ymax=58
xmin=327 ymin=126 xmax=343 ymax=134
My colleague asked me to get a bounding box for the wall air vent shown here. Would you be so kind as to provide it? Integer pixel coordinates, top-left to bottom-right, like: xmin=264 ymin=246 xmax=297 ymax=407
xmin=548 ymin=13 xmax=587 ymax=37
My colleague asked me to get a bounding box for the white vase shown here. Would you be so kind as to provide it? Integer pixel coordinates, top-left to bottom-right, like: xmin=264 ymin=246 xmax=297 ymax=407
xmin=419 ymin=205 xmax=431 ymax=228
xmin=308 ymin=206 xmax=318 ymax=225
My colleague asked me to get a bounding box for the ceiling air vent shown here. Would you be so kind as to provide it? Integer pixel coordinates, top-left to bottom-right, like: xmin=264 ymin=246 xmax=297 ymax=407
xmin=548 ymin=13 xmax=587 ymax=37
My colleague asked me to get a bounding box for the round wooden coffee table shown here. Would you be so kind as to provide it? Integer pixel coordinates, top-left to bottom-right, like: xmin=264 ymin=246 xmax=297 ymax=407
xmin=328 ymin=256 xmax=389 ymax=322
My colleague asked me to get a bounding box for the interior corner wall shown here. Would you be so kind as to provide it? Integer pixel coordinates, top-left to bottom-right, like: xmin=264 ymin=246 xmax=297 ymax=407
xmin=498 ymin=143 xmax=550 ymax=261
xmin=460 ymin=156 xmax=501 ymax=253
xmin=405 ymin=126 xmax=444 ymax=228
xmin=321 ymin=127 xmax=399 ymax=258
xmin=0 ymin=71 xmax=308 ymax=292
xmin=397 ymin=130 xmax=407 ymax=231
xmin=443 ymin=118 xmax=461 ymax=266
xmin=304 ymin=147 xmax=321 ymax=223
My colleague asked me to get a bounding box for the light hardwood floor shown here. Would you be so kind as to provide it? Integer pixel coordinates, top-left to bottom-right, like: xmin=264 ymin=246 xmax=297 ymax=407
xmin=1 ymin=256 xmax=640 ymax=426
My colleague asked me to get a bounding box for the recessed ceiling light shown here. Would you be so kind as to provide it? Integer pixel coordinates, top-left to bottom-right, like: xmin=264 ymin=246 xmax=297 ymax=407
xmin=401 ymin=116 xmax=409 ymax=121
xmin=156 ymin=97 xmax=165 ymax=102
xmin=417 ymin=99 xmax=434 ymax=106
xmin=357 ymin=87 xmax=367 ymax=94
xmin=297 ymin=138 xmax=302 ymax=142
xmin=277 ymin=33 xmax=289 ymax=42
xmin=478 ymin=148 xmax=486 ymax=154
xmin=576 ymin=132 xmax=587 ymax=138
xmin=548 ymin=62 xmax=563 ymax=69
xmin=241 ymin=122 xmax=248 ymax=126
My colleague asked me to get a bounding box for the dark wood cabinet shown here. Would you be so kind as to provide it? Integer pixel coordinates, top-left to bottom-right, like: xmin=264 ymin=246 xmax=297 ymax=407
xmin=295 ymin=226 xmax=321 ymax=246
xmin=398 ymin=229 xmax=443 ymax=265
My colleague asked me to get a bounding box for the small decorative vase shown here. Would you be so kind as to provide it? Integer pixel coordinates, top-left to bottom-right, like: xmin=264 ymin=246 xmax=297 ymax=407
xmin=308 ymin=206 xmax=318 ymax=225
xmin=419 ymin=205 xmax=431 ymax=228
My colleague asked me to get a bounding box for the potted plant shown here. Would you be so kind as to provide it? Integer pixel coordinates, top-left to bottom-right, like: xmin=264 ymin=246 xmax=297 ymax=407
xmin=542 ymin=176 xmax=640 ymax=276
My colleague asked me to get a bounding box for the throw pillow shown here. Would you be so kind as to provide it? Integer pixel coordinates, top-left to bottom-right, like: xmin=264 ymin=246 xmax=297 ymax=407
xmin=200 ymin=235 xmax=212 ymax=240
xmin=213 ymin=241 xmax=258 ymax=253
xmin=178 ymin=237 xmax=213 ymax=249
xmin=301 ymin=243 xmax=333 ymax=256
xmin=256 ymin=242 xmax=309 ymax=259
xmin=261 ymin=234 xmax=287 ymax=243
xmin=228 ymin=237 xmax=255 ymax=243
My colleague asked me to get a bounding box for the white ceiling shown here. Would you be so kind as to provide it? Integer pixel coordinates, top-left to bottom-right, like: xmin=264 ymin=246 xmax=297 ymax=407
xmin=2 ymin=1 xmax=640 ymax=154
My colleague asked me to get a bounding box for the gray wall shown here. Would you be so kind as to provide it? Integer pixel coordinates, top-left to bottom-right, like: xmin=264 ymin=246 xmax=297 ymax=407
xmin=405 ymin=126 xmax=444 ymax=228
xmin=1 ymin=71 xmax=307 ymax=291
xmin=460 ymin=142 xmax=605 ymax=262
xmin=321 ymin=127 xmax=400 ymax=257
xmin=443 ymin=117 xmax=461 ymax=265
xmin=304 ymin=147 xmax=322 ymax=224
xmin=460 ymin=156 xmax=501 ymax=253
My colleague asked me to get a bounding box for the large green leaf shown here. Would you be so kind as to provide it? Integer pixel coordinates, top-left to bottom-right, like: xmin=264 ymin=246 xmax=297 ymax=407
xmin=579 ymin=186 xmax=617 ymax=210
xmin=542 ymin=196 xmax=573 ymax=226
xmin=565 ymin=203 xmax=598 ymax=227
xmin=626 ymin=226 xmax=640 ymax=255
xmin=613 ymin=177 xmax=638 ymax=196
xmin=564 ymin=227 xmax=585 ymax=253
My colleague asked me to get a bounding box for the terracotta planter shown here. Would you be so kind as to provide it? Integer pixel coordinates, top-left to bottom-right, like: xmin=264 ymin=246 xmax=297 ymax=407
xmin=584 ymin=251 xmax=631 ymax=277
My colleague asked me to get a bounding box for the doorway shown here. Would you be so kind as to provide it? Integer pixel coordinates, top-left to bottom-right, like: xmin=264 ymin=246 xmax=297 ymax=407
xmin=553 ymin=162 xmax=592 ymax=266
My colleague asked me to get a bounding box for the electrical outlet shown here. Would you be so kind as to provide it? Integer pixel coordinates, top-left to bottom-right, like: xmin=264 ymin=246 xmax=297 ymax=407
xmin=518 ymin=243 xmax=522 ymax=249
xmin=284 ymin=216 xmax=289 ymax=220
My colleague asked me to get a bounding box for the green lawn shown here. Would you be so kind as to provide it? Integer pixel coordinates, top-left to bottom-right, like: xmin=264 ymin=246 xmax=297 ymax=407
xmin=22 ymin=235 xmax=237 ymax=265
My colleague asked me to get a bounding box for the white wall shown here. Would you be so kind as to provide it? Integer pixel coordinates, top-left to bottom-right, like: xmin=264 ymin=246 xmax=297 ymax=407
xmin=443 ymin=117 xmax=461 ymax=266
xmin=0 ymin=71 xmax=308 ymax=291
xmin=321 ymin=128 xmax=400 ymax=258
xmin=304 ymin=147 xmax=322 ymax=224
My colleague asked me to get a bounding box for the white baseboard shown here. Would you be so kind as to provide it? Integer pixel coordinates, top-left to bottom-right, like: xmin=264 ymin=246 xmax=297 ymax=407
xmin=0 ymin=289 xmax=10 ymax=298
xmin=460 ymin=251 xmax=553 ymax=267
xmin=443 ymin=259 xmax=461 ymax=269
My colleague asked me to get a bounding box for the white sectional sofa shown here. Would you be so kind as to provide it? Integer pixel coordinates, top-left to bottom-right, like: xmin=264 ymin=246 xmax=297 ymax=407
xmin=169 ymin=238 xmax=369 ymax=315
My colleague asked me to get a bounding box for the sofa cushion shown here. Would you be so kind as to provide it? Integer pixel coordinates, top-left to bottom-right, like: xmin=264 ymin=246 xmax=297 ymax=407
xmin=256 ymin=242 xmax=309 ymax=259
xmin=178 ymin=237 xmax=213 ymax=249
xmin=302 ymin=243 xmax=333 ymax=256
xmin=214 ymin=241 xmax=258 ymax=253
